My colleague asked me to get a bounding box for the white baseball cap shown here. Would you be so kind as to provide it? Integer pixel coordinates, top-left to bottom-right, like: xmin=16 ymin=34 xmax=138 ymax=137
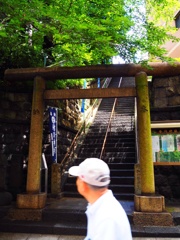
xmin=68 ymin=158 xmax=110 ymax=187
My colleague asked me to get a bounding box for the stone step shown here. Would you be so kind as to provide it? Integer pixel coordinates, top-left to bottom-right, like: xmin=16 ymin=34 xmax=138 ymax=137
xmin=66 ymin=176 xmax=134 ymax=187
xmin=83 ymin=138 xmax=135 ymax=145
xmin=62 ymin=190 xmax=134 ymax=201
xmin=111 ymin=176 xmax=134 ymax=185
xmin=42 ymin=208 xmax=86 ymax=223
xmin=86 ymin=135 xmax=136 ymax=142
xmin=74 ymin=157 xmax=136 ymax=164
xmin=64 ymin=183 xmax=134 ymax=195
xmin=103 ymin=151 xmax=136 ymax=158
xmin=110 ymin=184 xmax=134 ymax=193
xmin=77 ymin=152 xmax=136 ymax=160
xmin=81 ymin=142 xmax=136 ymax=148
xmin=111 ymin=169 xmax=134 ymax=176
xmin=107 ymin=132 xmax=135 ymax=137
xmin=113 ymin=193 xmax=134 ymax=201
xmin=88 ymin=123 xmax=134 ymax=131
xmin=78 ymin=147 xmax=135 ymax=155
xmin=0 ymin=218 xmax=87 ymax=236
xmin=108 ymin=163 xmax=135 ymax=169
xmin=1 ymin=217 xmax=180 ymax=237
xmin=103 ymin=157 xmax=136 ymax=163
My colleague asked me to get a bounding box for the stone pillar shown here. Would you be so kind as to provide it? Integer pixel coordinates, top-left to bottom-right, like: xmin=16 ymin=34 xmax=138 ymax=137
xmin=133 ymin=72 xmax=173 ymax=226
xmin=17 ymin=76 xmax=47 ymax=209
xmin=135 ymin=71 xmax=155 ymax=194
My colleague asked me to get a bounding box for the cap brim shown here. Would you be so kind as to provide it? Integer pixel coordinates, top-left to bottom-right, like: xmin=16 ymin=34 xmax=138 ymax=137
xmin=68 ymin=166 xmax=80 ymax=176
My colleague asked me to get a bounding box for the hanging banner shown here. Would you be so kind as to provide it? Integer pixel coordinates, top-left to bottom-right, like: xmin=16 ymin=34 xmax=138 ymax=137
xmin=81 ymin=79 xmax=87 ymax=113
xmin=48 ymin=107 xmax=58 ymax=163
xmin=97 ymin=78 xmax=100 ymax=88
xmin=81 ymin=99 xmax=85 ymax=113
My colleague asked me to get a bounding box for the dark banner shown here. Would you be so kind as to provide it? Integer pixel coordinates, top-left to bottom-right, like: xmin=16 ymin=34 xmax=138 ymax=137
xmin=49 ymin=107 xmax=58 ymax=163
xmin=81 ymin=79 xmax=86 ymax=113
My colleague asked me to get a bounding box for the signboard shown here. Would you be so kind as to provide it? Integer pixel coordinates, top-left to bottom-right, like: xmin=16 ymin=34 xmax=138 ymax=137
xmin=81 ymin=79 xmax=86 ymax=113
xmin=152 ymin=135 xmax=160 ymax=162
xmin=49 ymin=107 xmax=58 ymax=163
xmin=152 ymin=133 xmax=180 ymax=162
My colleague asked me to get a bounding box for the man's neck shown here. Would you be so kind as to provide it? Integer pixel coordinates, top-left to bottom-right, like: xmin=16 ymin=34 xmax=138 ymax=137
xmin=87 ymin=188 xmax=108 ymax=204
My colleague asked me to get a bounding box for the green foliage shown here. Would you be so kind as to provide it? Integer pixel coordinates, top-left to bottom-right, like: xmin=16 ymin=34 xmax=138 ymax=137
xmin=124 ymin=0 xmax=180 ymax=63
xmin=0 ymin=0 xmax=180 ymax=88
xmin=46 ymin=79 xmax=85 ymax=89
xmin=46 ymin=78 xmax=94 ymax=89
xmin=158 ymin=151 xmax=180 ymax=162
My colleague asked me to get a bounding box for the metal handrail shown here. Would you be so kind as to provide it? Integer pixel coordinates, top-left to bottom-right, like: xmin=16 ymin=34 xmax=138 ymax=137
xmin=99 ymin=77 xmax=122 ymax=159
xmin=99 ymin=98 xmax=117 ymax=159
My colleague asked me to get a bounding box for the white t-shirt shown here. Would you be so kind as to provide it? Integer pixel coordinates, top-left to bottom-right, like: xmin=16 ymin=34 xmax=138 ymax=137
xmin=84 ymin=190 xmax=132 ymax=240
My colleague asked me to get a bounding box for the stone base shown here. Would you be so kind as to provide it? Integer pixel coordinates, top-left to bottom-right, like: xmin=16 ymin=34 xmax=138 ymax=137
xmin=8 ymin=208 xmax=43 ymax=221
xmin=17 ymin=192 xmax=47 ymax=209
xmin=133 ymin=211 xmax=174 ymax=226
xmin=134 ymin=194 xmax=165 ymax=212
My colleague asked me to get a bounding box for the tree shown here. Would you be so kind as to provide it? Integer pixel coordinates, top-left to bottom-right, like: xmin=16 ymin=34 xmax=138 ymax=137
xmin=123 ymin=0 xmax=180 ymax=63
xmin=0 ymin=0 xmax=180 ymax=78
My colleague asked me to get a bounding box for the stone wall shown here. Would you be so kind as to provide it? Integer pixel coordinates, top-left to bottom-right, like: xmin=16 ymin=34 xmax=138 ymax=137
xmin=150 ymin=75 xmax=180 ymax=201
xmin=150 ymin=75 xmax=180 ymax=120
xmin=154 ymin=166 xmax=180 ymax=200
xmin=0 ymin=78 xmax=102 ymax=202
xmin=0 ymin=90 xmax=83 ymax=200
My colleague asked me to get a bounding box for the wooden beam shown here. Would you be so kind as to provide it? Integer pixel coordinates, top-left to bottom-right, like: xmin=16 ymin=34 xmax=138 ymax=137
xmin=44 ymin=87 xmax=136 ymax=100
xmin=4 ymin=62 xmax=180 ymax=81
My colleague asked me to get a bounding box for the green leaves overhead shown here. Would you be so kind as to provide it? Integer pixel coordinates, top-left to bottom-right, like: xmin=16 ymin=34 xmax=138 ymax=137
xmin=0 ymin=0 xmax=180 ymax=74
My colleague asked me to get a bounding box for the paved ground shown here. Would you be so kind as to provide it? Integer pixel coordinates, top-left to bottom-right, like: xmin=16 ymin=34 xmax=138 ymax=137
xmin=0 ymin=233 xmax=179 ymax=240
xmin=1 ymin=198 xmax=180 ymax=239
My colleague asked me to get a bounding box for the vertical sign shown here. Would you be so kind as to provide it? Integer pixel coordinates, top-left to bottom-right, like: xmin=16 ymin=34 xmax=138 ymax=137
xmin=161 ymin=135 xmax=174 ymax=152
xmin=152 ymin=135 xmax=160 ymax=162
xmin=97 ymin=78 xmax=100 ymax=88
xmin=49 ymin=107 xmax=58 ymax=163
xmin=81 ymin=79 xmax=86 ymax=113
xmin=81 ymin=99 xmax=85 ymax=113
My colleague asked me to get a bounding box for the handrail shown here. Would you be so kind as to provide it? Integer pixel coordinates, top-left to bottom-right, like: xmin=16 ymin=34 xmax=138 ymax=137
xmin=60 ymin=124 xmax=83 ymax=172
xmin=99 ymin=77 xmax=122 ymax=159
xmin=99 ymin=98 xmax=117 ymax=159
xmin=59 ymin=77 xmax=112 ymax=174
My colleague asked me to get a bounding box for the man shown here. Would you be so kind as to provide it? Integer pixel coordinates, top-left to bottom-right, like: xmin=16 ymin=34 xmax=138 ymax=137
xmin=68 ymin=158 xmax=132 ymax=240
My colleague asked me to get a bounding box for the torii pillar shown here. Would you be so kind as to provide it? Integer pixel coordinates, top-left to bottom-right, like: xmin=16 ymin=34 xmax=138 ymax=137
xmin=16 ymin=76 xmax=47 ymax=209
xmin=133 ymin=72 xmax=173 ymax=226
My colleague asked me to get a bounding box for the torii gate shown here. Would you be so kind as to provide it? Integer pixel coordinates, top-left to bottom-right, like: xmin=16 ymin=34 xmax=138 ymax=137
xmin=4 ymin=62 xmax=180 ymax=225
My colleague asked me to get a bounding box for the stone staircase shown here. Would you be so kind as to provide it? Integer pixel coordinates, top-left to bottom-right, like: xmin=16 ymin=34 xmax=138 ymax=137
xmin=62 ymin=77 xmax=136 ymax=200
